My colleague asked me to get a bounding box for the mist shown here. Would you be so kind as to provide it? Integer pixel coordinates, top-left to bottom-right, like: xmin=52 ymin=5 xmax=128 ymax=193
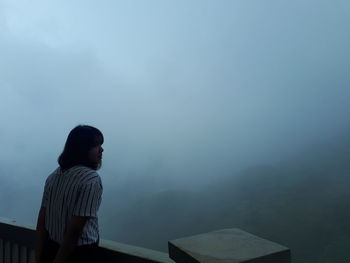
xmin=1 ymin=1 xmax=350 ymax=262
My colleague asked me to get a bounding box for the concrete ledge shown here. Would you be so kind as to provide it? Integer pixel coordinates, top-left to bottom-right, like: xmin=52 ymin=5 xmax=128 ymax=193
xmin=168 ymin=228 xmax=291 ymax=263
xmin=99 ymin=239 xmax=174 ymax=263
xmin=0 ymin=217 xmax=36 ymax=248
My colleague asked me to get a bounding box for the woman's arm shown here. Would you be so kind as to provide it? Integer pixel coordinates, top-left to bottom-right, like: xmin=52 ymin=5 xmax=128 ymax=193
xmin=52 ymin=216 xmax=89 ymax=263
xmin=35 ymin=207 xmax=48 ymax=263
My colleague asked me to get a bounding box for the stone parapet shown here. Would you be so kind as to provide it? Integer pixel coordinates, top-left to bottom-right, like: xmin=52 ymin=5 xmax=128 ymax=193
xmin=169 ymin=228 xmax=291 ymax=263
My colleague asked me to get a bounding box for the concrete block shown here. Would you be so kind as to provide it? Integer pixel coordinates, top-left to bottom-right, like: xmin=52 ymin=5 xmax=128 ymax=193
xmin=168 ymin=228 xmax=291 ymax=263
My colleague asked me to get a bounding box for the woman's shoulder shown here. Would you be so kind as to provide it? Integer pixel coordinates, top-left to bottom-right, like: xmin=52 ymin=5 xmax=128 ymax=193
xmin=44 ymin=167 xmax=61 ymax=185
xmin=71 ymin=165 xmax=101 ymax=184
xmin=62 ymin=165 xmax=95 ymax=176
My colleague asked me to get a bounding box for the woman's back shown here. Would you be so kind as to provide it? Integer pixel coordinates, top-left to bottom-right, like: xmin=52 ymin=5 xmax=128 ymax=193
xmin=42 ymin=165 xmax=102 ymax=245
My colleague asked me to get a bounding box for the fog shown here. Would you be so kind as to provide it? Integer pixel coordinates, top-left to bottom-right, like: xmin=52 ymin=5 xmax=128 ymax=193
xmin=1 ymin=1 xmax=350 ymax=262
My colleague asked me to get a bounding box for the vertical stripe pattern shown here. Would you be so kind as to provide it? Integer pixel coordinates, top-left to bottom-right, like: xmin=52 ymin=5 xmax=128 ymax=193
xmin=41 ymin=165 xmax=103 ymax=245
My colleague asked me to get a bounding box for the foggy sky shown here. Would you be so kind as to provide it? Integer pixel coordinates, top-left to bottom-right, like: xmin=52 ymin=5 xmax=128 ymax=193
xmin=1 ymin=0 xmax=350 ymax=225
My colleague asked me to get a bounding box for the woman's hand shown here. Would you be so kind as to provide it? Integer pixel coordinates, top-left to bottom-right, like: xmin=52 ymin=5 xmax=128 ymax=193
xmin=52 ymin=216 xmax=89 ymax=263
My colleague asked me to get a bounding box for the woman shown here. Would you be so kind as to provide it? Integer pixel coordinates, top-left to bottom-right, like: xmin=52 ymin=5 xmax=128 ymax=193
xmin=35 ymin=125 xmax=104 ymax=263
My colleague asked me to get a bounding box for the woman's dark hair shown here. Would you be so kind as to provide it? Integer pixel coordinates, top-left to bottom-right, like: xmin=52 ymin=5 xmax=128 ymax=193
xmin=58 ymin=125 xmax=104 ymax=171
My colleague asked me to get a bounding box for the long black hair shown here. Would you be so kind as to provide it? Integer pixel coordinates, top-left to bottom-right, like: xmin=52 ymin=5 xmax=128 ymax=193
xmin=58 ymin=125 xmax=104 ymax=170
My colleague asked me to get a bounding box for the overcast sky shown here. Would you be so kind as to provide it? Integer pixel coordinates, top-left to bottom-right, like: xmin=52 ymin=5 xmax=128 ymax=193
xmin=1 ymin=0 xmax=350 ymax=198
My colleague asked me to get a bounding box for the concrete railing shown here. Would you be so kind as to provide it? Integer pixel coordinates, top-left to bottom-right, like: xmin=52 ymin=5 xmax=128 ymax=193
xmin=0 ymin=218 xmax=36 ymax=263
xmin=0 ymin=217 xmax=173 ymax=263
xmin=0 ymin=218 xmax=291 ymax=263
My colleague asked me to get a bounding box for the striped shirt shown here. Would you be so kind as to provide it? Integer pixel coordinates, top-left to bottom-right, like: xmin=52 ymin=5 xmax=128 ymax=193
xmin=41 ymin=165 xmax=103 ymax=245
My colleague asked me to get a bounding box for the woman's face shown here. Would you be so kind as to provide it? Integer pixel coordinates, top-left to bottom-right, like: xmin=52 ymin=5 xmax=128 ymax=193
xmin=87 ymin=143 xmax=104 ymax=168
